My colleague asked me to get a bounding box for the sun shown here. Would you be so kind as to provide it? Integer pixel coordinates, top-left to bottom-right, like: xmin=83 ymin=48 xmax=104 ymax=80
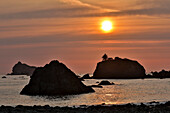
xmin=101 ymin=20 xmax=113 ymax=33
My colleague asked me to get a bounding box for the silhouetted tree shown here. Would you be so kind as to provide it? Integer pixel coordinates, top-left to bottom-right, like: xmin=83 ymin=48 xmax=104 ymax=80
xmin=102 ymin=54 xmax=108 ymax=61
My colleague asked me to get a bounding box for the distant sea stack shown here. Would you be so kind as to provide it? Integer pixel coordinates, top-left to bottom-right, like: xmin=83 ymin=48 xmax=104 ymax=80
xmin=8 ymin=61 xmax=36 ymax=76
xmin=93 ymin=55 xmax=146 ymax=79
xmin=146 ymin=70 xmax=170 ymax=78
xmin=20 ymin=60 xmax=94 ymax=95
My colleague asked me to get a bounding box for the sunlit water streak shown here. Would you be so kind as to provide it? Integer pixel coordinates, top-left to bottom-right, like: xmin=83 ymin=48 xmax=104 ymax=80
xmin=0 ymin=75 xmax=170 ymax=107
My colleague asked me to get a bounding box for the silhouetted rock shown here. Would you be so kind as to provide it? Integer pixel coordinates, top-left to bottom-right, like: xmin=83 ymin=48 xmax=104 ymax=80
xmin=1 ymin=102 xmax=170 ymax=113
xmin=93 ymin=57 xmax=146 ymax=79
xmin=98 ymin=81 xmax=114 ymax=85
xmin=145 ymin=70 xmax=170 ymax=79
xmin=89 ymin=85 xmax=103 ymax=88
xmin=20 ymin=60 xmax=94 ymax=95
xmin=76 ymin=75 xmax=84 ymax=81
xmin=8 ymin=61 xmax=36 ymax=76
xmin=2 ymin=76 xmax=6 ymax=78
xmin=81 ymin=74 xmax=91 ymax=79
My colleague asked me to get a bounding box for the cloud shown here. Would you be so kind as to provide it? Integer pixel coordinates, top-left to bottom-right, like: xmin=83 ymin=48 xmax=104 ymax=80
xmin=0 ymin=0 xmax=111 ymax=20
xmin=1 ymin=29 xmax=170 ymax=50
xmin=1 ymin=0 xmax=170 ymax=20
xmin=60 ymin=0 xmax=103 ymax=10
xmin=80 ymin=7 xmax=170 ymax=17
xmin=1 ymin=7 xmax=170 ymax=20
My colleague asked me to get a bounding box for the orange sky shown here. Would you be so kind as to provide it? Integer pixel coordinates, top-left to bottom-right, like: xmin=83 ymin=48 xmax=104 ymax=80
xmin=0 ymin=0 xmax=170 ymax=74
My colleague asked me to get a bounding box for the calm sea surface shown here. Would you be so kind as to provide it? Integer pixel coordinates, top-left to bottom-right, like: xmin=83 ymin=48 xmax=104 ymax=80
xmin=0 ymin=75 xmax=170 ymax=107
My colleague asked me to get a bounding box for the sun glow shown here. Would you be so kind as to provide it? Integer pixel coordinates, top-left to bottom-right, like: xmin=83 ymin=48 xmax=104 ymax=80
xmin=101 ymin=20 xmax=113 ymax=33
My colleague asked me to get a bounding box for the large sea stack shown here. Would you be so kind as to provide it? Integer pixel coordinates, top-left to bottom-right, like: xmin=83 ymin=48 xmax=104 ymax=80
xmin=20 ymin=60 xmax=94 ymax=95
xmin=9 ymin=61 xmax=36 ymax=76
xmin=93 ymin=57 xmax=146 ymax=79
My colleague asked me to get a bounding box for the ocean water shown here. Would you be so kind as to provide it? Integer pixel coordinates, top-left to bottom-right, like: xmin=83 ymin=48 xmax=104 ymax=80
xmin=0 ymin=75 xmax=170 ymax=107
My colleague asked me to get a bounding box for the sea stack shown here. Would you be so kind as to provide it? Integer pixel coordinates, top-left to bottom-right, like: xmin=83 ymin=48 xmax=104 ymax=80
xmin=93 ymin=56 xmax=146 ymax=79
xmin=20 ymin=60 xmax=94 ymax=95
xmin=9 ymin=61 xmax=36 ymax=76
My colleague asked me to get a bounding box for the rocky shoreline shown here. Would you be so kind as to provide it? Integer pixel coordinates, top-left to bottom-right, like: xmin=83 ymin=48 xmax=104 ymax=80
xmin=0 ymin=101 xmax=170 ymax=113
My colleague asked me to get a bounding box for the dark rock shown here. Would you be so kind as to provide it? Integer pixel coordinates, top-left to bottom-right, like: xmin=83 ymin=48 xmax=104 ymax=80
xmin=81 ymin=74 xmax=91 ymax=79
xmin=165 ymin=101 xmax=170 ymax=106
xmin=89 ymin=85 xmax=103 ymax=88
xmin=93 ymin=57 xmax=146 ymax=79
xmin=2 ymin=76 xmax=6 ymax=78
xmin=16 ymin=105 xmax=24 ymax=108
xmin=20 ymin=60 xmax=94 ymax=95
xmin=8 ymin=61 xmax=36 ymax=76
xmin=149 ymin=70 xmax=170 ymax=78
xmin=76 ymin=75 xmax=85 ymax=81
xmin=98 ymin=80 xmax=114 ymax=85
xmin=1 ymin=103 xmax=170 ymax=113
xmin=79 ymin=78 xmax=85 ymax=81
xmin=148 ymin=101 xmax=160 ymax=104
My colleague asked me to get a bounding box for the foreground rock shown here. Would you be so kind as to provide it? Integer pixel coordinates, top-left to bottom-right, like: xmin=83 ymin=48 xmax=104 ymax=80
xmin=8 ymin=61 xmax=36 ymax=76
xmin=0 ymin=101 xmax=170 ymax=113
xmin=93 ymin=57 xmax=146 ymax=79
xmin=98 ymin=81 xmax=114 ymax=85
xmin=1 ymin=76 xmax=6 ymax=78
xmin=20 ymin=60 xmax=94 ymax=95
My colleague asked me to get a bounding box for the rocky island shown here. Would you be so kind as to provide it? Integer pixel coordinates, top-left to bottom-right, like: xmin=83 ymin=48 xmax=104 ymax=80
xmin=93 ymin=55 xmax=146 ymax=79
xmin=20 ymin=60 xmax=94 ymax=95
xmin=8 ymin=61 xmax=36 ymax=76
xmin=146 ymin=70 xmax=170 ymax=78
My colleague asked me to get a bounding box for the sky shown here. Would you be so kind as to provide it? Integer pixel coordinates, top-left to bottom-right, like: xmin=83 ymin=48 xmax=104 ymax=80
xmin=0 ymin=0 xmax=170 ymax=74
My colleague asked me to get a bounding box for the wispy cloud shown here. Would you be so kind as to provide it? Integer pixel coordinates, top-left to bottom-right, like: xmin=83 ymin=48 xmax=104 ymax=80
xmin=0 ymin=0 xmax=112 ymax=19
xmin=1 ymin=0 xmax=170 ymax=20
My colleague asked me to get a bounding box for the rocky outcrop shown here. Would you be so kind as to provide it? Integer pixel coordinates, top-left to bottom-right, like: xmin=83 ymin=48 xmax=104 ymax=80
xmin=93 ymin=57 xmax=146 ymax=79
xmin=98 ymin=81 xmax=114 ymax=85
xmin=20 ymin=60 xmax=94 ymax=95
xmin=81 ymin=74 xmax=91 ymax=79
xmin=2 ymin=76 xmax=7 ymax=78
xmin=8 ymin=61 xmax=36 ymax=76
xmin=89 ymin=85 xmax=103 ymax=88
xmin=146 ymin=70 xmax=170 ymax=79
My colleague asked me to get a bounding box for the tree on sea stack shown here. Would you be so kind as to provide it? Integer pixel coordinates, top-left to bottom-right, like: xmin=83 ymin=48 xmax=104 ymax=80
xmin=93 ymin=56 xmax=146 ymax=79
xmin=102 ymin=54 xmax=108 ymax=61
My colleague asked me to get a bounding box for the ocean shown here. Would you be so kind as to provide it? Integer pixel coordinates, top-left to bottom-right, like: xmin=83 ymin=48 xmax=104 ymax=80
xmin=0 ymin=75 xmax=170 ymax=107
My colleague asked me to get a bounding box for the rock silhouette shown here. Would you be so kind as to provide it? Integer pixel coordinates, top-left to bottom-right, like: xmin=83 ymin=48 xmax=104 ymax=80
xmin=8 ymin=61 xmax=36 ymax=76
xmin=93 ymin=57 xmax=146 ymax=79
xmin=98 ymin=81 xmax=114 ymax=85
xmin=81 ymin=74 xmax=91 ymax=79
xmin=20 ymin=60 xmax=94 ymax=95
xmin=2 ymin=76 xmax=7 ymax=78
xmin=146 ymin=70 xmax=170 ymax=78
xmin=89 ymin=85 xmax=103 ymax=88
